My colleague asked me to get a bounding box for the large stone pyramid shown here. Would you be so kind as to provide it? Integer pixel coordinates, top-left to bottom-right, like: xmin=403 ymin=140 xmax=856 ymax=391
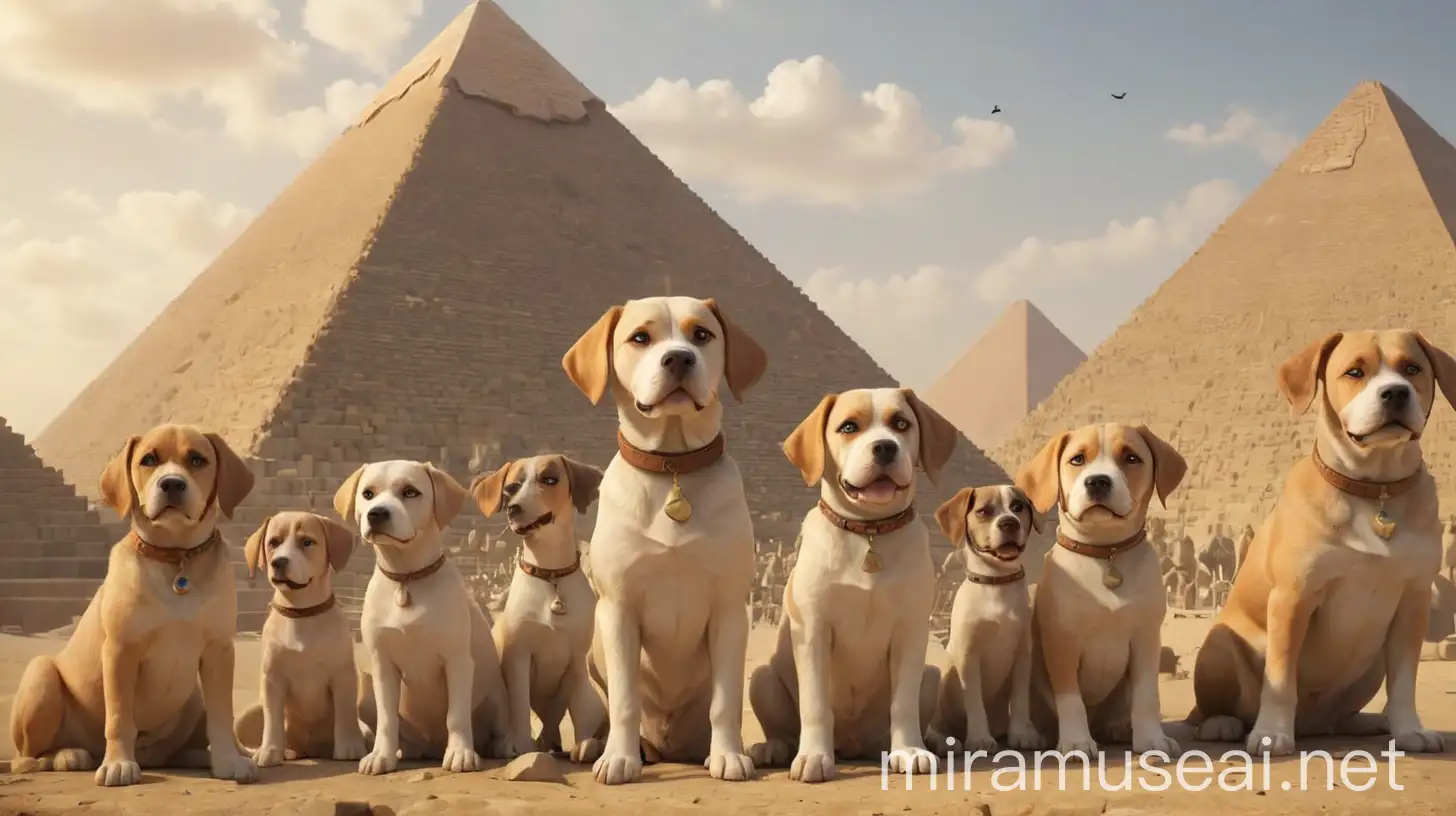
xmin=926 ymin=299 xmax=1085 ymax=450
xmin=995 ymin=81 xmax=1456 ymax=541
xmin=34 ymin=0 xmax=1012 ymax=608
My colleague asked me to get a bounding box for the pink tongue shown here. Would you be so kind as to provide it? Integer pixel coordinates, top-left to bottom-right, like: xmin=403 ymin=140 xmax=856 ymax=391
xmin=860 ymin=480 xmax=898 ymax=502
xmin=996 ymin=545 xmax=1019 ymax=558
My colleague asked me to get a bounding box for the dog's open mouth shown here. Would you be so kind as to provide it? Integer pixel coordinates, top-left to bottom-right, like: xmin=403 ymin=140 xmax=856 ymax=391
xmin=841 ymin=475 xmax=907 ymax=504
xmin=272 ymin=576 xmax=312 ymax=591
xmin=511 ymin=513 xmax=554 ymax=536
xmin=990 ymin=542 xmax=1024 ymax=561
xmin=635 ymin=388 xmax=704 ymax=415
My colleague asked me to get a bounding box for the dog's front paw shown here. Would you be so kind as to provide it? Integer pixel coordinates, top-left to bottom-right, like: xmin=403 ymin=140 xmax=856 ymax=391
xmin=1246 ymin=729 xmax=1295 ymax=756
xmin=571 ymin=738 xmax=604 ymax=764
xmin=211 ymin=752 xmax=259 ymax=784
xmin=333 ymin=734 xmax=368 ymax=762
xmin=488 ymin=733 xmax=528 ymax=760
xmin=961 ymin=732 xmax=1001 ymax=754
xmin=1393 ymin=728 xmax=1446 ymax=753
xmin=51 ymin=748 xmax=97 ymax=772
xmin=592 ymin=749 xmax=643 ymax=785
xmin=1133 ymin=730 xmax=1181 ymax=757
xmin=749 ymin=738 xmax=794 ymax=768
xmin=358 ymin=748 xmax=399 ymax=776
xmin=252 ymin=743 xmax=285 ymax=768
xmin=1056 ymin=736 xmax=1099 ymax=759
xmin=442 ymin=741 xmax=484 ymax=773
xmin=706 ymin=750 xmax=755 ymax=781
xmin=1007 ymin=722 xmax=1047 ymax=752
xmin=886 ymin=744 xmax=936 ymax=775
xmin=1195 ymin=715 xmax=1246 ymax=743
xmin=789 ymin=751 xmax=835 ymax=783
xmin=94 ymin=758 xmax=142 ymax=787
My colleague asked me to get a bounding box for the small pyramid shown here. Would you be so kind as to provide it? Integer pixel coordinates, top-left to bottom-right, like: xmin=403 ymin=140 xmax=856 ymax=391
xmin=926 ymin=300 xmax=1085 ymax=450
xmin=995 ymin=81 xmax=1456 ymax=538
xmin=33 ymin=0 xmax=1015 ymax=603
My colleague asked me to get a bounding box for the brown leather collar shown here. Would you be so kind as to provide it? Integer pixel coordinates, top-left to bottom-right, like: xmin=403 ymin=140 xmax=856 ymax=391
xmin=1055 ymin=528 xmax=1147 ymax=559
xmin=131 ymin=529 xmax=220 ymax=564
xmin=966 ymin=568 xmax=1025 ymax=586
xmin=271 ymin=595 xmax=337 ymax=619
xmin=520 ymin=557 xmax=581 ymax=582
xmin=1311 ymin=445 xmax=1423 ymax=501
xmin=379 ymin=554 xmax=448 ymax=585
xmin=616 ymin=430 xmax=725 ymax=475
xmin=817 ymin=500 xmax=918 ymax=537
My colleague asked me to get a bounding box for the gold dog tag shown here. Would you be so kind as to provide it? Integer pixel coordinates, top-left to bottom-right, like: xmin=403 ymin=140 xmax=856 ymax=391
xmin=663 ymin=472 xmax=693 ymax=523
xmin=1371 ymin=489 xmax=1396 ymax=540
xmin=861 ymin=535 xmax=883 ymax=574
xmin=1102 ymin=562 xmax=1123 ymax=590
xmin=395 ymin=584 xmax=411 ymax=608
xmin=550 ymin=592 xmax=567 ymax=616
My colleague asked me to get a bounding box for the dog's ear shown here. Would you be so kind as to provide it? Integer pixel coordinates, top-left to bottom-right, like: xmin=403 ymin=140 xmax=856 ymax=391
xmin=903 ymin=388 xmax=958 ymax=486
xmin=1276 ymin=332 xmax=1343 ymax=417
xmin=703 ymin=298 xmax=768 ymax=403
xmin=1135 ymin=425 xmax=1187 ymax=509
xmin=1011 ymin=486 xmax=1041 ymax=533
xmin=1415 ymin=332 xmax=1456 ymax=409
xmin=99 ymin=435 xmax=141 ymax=518
xmin=333 ymin=465 xmax=366 ymax=527
xmin=469 ymin=462 xmax=514 ymax=518
xmin=1015 ymin=431 xmax=1069 ymax=515
xmin=561 ymin=457 xmax=605 ymax=515
xmin=244 ymin=515 xmax=272 ymax=582
xmin=783 ymin=394 xmax=837 ymax=487
xmin=426 ymin=463 xmax=468 ymax=528
xmin=204 ymin=433 xmax=254 ymax=519
xmin=319 ymin=515 xmax=356 ymax=573
xmin=934 ymin=487 xmax=975 ymax=547
xmin=562 ymin=304 xmax=624 ymax=405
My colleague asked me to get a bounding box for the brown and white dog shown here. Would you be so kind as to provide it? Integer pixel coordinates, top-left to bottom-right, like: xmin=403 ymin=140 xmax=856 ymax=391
xmin=338 ymin=460 xmax=515 ymax=775
xmin=747 ymin=388 xmax=957 ymax=782
xmin=562 ymin=295 xmax=767 ymax=785
xmin=234 ymin=511 xmax=369 ymax=766
xmin=1188 ymin=330 xmax=1455 ymax=756
xmin=926 ymin=485 xmax=1046 ymax=755
xmin=470 ymin=454 xmax=609 ymax=763
xmin=9 ymin=425 xmax=258 ymax=786
xmin=1016 ymin=423 xmax=1186 ymax=758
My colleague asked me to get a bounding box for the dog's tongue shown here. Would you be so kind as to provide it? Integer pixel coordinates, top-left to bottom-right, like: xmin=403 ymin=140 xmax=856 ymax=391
xmin=860 ymin=478 xmax=899 ymax=502
xmin=995 ymin=544 xmax=1020 ymax=559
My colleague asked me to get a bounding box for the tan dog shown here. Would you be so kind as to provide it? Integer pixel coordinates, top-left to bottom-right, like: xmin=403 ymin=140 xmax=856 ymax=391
xmin=338 ymin=460 xmax=515 ymax=775
xmin=563 ymin=295 xmax=767 ymax=785
xmin=233 ymin=511 xmax=368 ymax=765
xmin=1188 ymin=330 xmax=1455 ymax=756
xmin=1016 ymin=423 xmax=1186 ymax=758
xmin=9 ymin=425 xmax=257 ymax=786
xmin=471 ymin=454 xmax=609 ymax=763
xmin=747 ymin=388 xmax=957 ymax=782
xmin=927 ymin=485 xmax=1046 ymax=755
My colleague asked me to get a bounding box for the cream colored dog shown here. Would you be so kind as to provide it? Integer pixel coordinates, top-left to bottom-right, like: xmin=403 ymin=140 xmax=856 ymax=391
xmin=234 ymin=511 xmax=368 ymax=765
xmin=337 ymin=460 xmax=514 ymax=775
xmin=9 ymin=425 xmax=257 ymax=787
xmin=562 ymin=295 xmax=768 ymax=785
xmin=471 ymin=454 xmax=608 ymax=763
xmin=1016 ymin=423 xmax=1186 ymax=758
xmin=1188 ymin=330 xmax=1454 ymax=756
xmin=927 ymin=485 xmax=1046 ymax=755
xmin=747 ymin=388 xmax=957 ymax=783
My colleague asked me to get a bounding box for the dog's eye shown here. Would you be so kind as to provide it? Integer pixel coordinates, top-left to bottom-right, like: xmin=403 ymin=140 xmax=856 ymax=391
xmin=402 ymin=486 xmax=422 ymax=499
xmin=187 ymin=453 xmax=208 ymax=468
xmin=976 ymin=506 xmax=993 ymax=517
xmin=139 ymin=452 xmax=159 ymax=467
xmin=1405 ymin=363 xmax=1422 ymax=376
xmin=691 ymin=327 xmax=714 ymax=344
xmin=836 ymin=420 xmax=858 ymax=434
xmin=1122 ymin=452 xmax=1142 ymax=465
xmin=1068 ymin=453 xmax=1085 ymax=467
xmin=542 ymin=476 xmax=559 ymax=486
xmin=361 ymin=489 xmax=375 ymax=500
xmin=504 ymin=482 xmax=521 ymax=496
xmin=628 ymin=331 xmax=650 ymax=345
xmin=1010 ymin=500 xmax=1025 ymax=513
xmin=266 ymin=538 xmax=281 ymax=550
xmin=300 ymin=538 xmax=315 ymax=548
xmin=1344 ymin=367 xmax=1364 ymax=379
xmin=891 ymin=418 xmax=911 ymax=432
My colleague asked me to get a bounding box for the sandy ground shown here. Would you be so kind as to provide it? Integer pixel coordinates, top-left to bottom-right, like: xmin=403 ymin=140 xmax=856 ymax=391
xmin=0 ymin=616 xmax=1453 ymax=815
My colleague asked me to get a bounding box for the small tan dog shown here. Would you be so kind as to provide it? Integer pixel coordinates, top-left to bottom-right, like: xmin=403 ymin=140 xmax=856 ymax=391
xmin=233 ymin=511 xmax=369 ymax=765
xmin=563 ymin=295 xmax=767 ymax=785
xmin=1189 ymin=330 xmax=1454 ymax=756
xmin=927 ymin=485 xmax=1046 ymax=755
xmin=338 ymin=460 xmax=515 ymax=775
xmin=748 ymin=388 xmax=956 ymax=783
xmin=470 ymin=454 xmax=609 ymax=763
xmin=1016 ymin=423 xmax=1186 ymax=758
xmin=9 ymin=425 xmax=258 ymax=786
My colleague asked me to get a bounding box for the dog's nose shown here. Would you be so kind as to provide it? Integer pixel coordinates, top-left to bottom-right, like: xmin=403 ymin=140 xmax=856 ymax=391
xmin=158 ymin=476 xmax=187 ymax=495
xmin=1380 ymin=384 xmax=1411 ymax=410
xmin=506 ymin=503 xmax=523 ymax=517
xmin=997 ymin=515 xmax=1020 ymax=532
xmin=1084 ymin=474 xmax=1113 ymax=495
xmin=871 ymin=440 xmax=899 ymax=466
xmin=660 ymin=349 xmax=695 ymax=379
xmin=366 ymin=507 xmax=391 ymax=524
xmin=269 ymin=556 xmax=289 ymax=571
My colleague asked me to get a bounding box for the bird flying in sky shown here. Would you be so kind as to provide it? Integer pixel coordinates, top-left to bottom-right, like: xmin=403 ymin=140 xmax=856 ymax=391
xmin=1111 ymin=92 xmax=1127 ymax=100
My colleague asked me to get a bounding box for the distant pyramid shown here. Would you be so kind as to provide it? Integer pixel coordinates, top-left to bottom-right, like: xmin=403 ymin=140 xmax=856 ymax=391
xmin=926 ymin=299 xmax=1085 ymax=450
xmin=995 ymin=81 xmax=1456 ymax=540
xmin=33 ymin=0 xmax=1017 ymax=610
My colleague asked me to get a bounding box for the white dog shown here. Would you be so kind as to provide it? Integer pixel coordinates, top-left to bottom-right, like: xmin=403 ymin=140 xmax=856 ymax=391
xmin=926 ymin=485 xmax=1045 ymax=755
xmin=471 ymin=454 xmax=608 ymax=763
xmin=562 ymin=295 xmax=768 ymax=785
xmin=336 ymin=460 xmax=515 ymax=775
xmin=748 ymin=388 xmax=957 ymax=783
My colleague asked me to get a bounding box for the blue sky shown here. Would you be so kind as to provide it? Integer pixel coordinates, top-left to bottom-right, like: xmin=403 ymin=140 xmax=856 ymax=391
xmin=2 ymin=0 xmax=1454 ymax=436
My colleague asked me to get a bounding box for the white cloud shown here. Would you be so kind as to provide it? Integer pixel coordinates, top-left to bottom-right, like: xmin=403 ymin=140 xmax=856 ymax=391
xmin=802 ymin=180 xmax=1242 ymax=387
xmin=0 ymin=217 xmax=24 ymax=240
xmin=302 ymin=0 xmax=423 ymax=74
xmin=610 ymin=56 xmax=1015 ymax=208
xmin=1166 ymin=108 xmax=1299 ymax=164
xmin=222 ymin=77 xmax=379 ymax=157
xmin=57 ymin=189 xmax=101 ymax=211
xmin=102 ymin=190 xmax=254 ymax=259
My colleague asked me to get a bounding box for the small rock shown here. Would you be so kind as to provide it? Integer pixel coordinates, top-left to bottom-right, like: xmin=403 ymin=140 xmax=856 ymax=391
xmin=333 ymin=802 xmax=372 ymax=816
xmin=503 ymin=751 xmax=566 ymax=783
xmin=409 ymin=770 xmax=436 ymax=782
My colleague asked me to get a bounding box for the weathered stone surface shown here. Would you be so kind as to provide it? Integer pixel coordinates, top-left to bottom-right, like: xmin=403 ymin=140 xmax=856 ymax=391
xmin=503 ymin=750 xmax=566 ymax=783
